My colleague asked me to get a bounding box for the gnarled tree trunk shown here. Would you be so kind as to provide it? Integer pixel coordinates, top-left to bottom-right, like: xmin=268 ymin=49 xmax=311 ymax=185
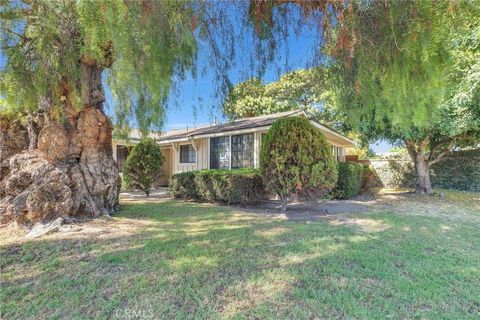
xmin=405 ymin=139 xmax=433 ymax=195
xmin=0 ymin=62 xmax=121 ymax=227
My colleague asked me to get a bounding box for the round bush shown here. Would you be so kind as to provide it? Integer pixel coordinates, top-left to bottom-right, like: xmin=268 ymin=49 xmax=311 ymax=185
xmin=260 ymin=116 xmax=337 ymax=211
xmin=123 ymin=138 xmax=164 ymax=196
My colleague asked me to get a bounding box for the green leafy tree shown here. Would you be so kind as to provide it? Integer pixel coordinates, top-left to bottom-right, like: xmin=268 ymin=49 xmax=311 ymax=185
xmin=223 ymin=68 xmax=348 ymax=131
xmin=327 ymin=1 xmax=480 ymax=194
xmin=123 ymin=138 xmax=164 ymax=197
xmin=260 ymin=117 xmax=337 ymax=212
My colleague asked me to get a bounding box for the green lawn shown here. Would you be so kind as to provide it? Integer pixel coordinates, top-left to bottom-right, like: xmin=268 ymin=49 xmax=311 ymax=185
xmin=1 ymin=191 xmax=479 ymax=319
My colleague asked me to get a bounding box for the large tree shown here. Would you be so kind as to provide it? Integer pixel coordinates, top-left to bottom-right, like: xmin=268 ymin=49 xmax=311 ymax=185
xmin=327 ymin=1 xmax=480 ymax=194
xmin=0 ymin=0 xmax=199 ymax=225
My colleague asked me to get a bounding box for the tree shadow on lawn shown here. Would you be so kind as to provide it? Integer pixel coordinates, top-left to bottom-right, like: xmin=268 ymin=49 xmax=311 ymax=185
xmin=1 ymin=200 xmax=479 ymax=319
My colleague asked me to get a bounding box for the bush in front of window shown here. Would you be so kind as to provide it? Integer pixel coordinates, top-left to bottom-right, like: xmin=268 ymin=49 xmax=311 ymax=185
xmin=123 ymin=138 xmax=164 ymax=196
xmin=169 ymin=171 xmax=198 ymax=199
xmin=331 ymin=162 xmax=364 ymax=199
xmin=194 ymin=170 xmax=217 ymax=201
xmin=260 ymin=116 xmax=337 ymax=212
xmin=169 ymin=169 xmax=264 ymax=204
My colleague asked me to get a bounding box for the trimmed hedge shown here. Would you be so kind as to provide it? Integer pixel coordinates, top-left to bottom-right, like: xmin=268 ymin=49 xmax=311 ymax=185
xmin=169 ymin=171 xmax=197 ymax=199
xmin=169 ymin=169 xmax=264 ymax=204
xmin=332 ymin=162 xmax=364 ymax=199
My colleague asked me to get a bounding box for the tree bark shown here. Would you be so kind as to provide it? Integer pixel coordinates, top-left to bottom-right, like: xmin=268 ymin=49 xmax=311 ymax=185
xmin=0 ymin=62 xmax=121 ymax=227
xmin=405 ymin=140 xmax=433 ymax=195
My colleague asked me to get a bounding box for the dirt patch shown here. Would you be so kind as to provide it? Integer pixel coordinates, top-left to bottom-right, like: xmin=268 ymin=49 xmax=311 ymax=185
xmin=230 ymin=188 xmax=480 ymax=223
xmin=0 ymin=215 xmax=156 ymax=247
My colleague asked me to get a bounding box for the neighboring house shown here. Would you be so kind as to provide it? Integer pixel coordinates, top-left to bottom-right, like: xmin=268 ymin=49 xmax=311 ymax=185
xmin=112 ymin=110 xmax=355 ymax=186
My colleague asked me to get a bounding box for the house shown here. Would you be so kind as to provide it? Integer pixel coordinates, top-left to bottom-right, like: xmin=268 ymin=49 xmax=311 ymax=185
xmin=112 ymin=110 xmax=355 ymax=186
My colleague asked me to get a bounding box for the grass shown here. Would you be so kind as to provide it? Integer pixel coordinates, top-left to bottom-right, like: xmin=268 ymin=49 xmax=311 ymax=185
xmin=1 ymin=189 xmax=479 ymax=319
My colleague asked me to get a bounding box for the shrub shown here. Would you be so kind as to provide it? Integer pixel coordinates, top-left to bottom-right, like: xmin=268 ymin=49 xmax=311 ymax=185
xmin=218 ymin=169 xmax=264 ymax=204
xmin=194 ymin=170 xmax=217 ymax=201
xmin=169 ymin=169 xmax=264 ymax=204
xmin=332 ymin=162 xmax=364 ymax=199
xmin=123 ymin=138 xmax=164 ymax=196
xmin=169 ymin=171 xmax=197 ymax=199
xmin=260 ymin=116 xmax=337 ymax=212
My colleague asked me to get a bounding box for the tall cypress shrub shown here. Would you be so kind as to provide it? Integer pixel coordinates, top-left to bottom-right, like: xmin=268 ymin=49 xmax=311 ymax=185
xmin=260 ymin=117 xmax=337 ymax=212
xmin=123 ymin=138 xmax=164 ymax=196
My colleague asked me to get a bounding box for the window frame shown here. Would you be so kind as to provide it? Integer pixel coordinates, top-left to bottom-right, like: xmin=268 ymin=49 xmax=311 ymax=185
xmin=179 ymin=144 xmax=196 ymax=164
xmin=209 ymin=133 xmax=256 ymax=170
xmin=209 ymin=136 xmax=231 ymax=169
xmin=231 ymin=133 xmax=254 ymax=169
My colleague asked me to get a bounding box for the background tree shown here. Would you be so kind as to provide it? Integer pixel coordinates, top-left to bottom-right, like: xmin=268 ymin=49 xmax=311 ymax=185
xmin=260 ymin=117 xmax=337 ymax=212
xmin=123 ymin=139 xmax=164 ymax=197
xmin=223 ymin=68 xmax=349 ymax=132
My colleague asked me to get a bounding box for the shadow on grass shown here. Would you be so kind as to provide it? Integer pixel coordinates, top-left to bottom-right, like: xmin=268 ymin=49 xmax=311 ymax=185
xmin=1 ymin=200 xmax=479 ymax=319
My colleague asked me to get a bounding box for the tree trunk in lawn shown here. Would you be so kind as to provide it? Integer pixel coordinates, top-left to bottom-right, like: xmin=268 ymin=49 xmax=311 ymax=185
xmin=0 ymin=61 xmax=121 ymax=227
xmin=405 ymin=140 xmax=433 ymax=195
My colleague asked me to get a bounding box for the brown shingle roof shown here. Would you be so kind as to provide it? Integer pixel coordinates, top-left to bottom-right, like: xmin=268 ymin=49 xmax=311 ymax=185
xmin=158 ymin=110 xmax=304 ymax=141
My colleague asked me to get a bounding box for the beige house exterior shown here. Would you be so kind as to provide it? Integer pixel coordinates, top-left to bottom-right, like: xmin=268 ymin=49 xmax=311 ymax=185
xmin=112 ymin=110 xmax=355 ymax=186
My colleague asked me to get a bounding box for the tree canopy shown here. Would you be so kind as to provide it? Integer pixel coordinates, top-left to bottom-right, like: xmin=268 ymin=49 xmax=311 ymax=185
xmin=327 ymin=1 xmax=480 ymax=140
xmin=223 ymin=67 xmax=350 ymax=133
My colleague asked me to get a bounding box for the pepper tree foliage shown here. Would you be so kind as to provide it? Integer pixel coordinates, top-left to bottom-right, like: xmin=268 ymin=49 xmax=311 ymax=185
xmin=249 ymin=0 xmax=480 ymax=193
xmin=1 ymin=0 xmax=204 ymax=134
xmin=0 ymin=0 xmax=311 ymax=135
xmin=326 ymin=0 xmax=480 ymax=152
xmin=260 ymin=116 xmax=337 ymax=212
xmin=123 ymin=138 xmax=164 ymax=196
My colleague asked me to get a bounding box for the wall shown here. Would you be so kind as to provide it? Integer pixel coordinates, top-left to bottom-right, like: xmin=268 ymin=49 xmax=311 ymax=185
xmin=365 ymin=149 xmax=480 ymax=192
xmin=171 ymin=138 xmax=209 ymax=174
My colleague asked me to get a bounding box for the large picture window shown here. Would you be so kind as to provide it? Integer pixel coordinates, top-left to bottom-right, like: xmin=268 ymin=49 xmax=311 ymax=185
xmin=210 ymin=136 xmax=230 ymax=169
xmin=180 ymin=144 xmax=196 ymax=163
xmin=231 ymin=133 xmax=254 ymax=169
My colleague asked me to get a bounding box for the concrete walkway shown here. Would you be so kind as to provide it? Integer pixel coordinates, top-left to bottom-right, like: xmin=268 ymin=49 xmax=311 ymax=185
xmin=119 ymin=187 xmax=170 ymax=203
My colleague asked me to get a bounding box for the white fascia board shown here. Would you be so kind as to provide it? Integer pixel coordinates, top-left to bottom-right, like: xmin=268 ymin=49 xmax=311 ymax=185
xmin=194 ymin=126 xmax=272 ymax=139
xmin=309 ymin=120 xmax=355 ymax=147
xmin=158 ymin=137 xmax=190 ymax=145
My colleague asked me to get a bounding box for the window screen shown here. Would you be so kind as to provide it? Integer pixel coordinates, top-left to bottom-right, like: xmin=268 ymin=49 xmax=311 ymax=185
xmin=180 ymin=144 xmax=196 ymax=163
xmin=210 ymin=136 xmax=230 ymax=169
xmin=231 ymin=134 xmax=254 ymax=169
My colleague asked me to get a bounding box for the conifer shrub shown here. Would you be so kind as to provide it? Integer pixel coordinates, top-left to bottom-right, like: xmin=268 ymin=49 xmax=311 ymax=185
xmin=260 ymin=116 xmax=337 ymax=212
xmin=123 ymin=138 xmax=164 ymax=196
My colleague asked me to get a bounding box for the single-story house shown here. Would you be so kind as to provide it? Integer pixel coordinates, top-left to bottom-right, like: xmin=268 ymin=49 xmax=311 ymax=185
xmin=112 ymin=110 xmax=355 ymax=186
